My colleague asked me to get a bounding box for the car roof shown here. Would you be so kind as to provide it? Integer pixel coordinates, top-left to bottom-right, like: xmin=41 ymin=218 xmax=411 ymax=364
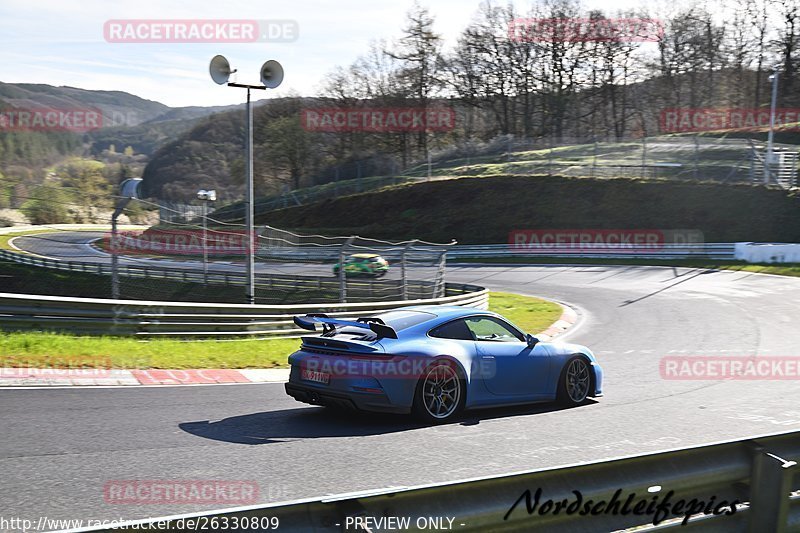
xmin=399 ymin=305 xmax=494 ymax=321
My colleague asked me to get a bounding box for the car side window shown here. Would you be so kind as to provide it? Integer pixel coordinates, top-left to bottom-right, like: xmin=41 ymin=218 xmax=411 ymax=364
xmin=429 ymin=319 xmax=474 ymax=341
xmin=465 ymin=317 xmax=524 ymax=342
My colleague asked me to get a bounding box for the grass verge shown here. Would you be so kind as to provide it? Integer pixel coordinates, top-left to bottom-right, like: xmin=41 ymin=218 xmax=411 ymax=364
xmin=454 ymin=256 xmax=800 ymax=277
xmin=0 ymin=291 xmax=561 ymax=369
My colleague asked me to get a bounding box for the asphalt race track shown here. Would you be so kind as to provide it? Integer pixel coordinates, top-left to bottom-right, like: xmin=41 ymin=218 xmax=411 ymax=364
xmin=3 ymin=232 xmax=800 ymax=527
xmin=11 ymin=231 xmax=409 ymax=279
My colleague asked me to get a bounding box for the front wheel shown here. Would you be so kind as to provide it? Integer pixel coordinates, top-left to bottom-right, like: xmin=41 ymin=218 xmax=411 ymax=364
xmin=556 ymin=356 xmax=592 ymax=406
xmin=412 ymin=361 xmax=465 ymax=423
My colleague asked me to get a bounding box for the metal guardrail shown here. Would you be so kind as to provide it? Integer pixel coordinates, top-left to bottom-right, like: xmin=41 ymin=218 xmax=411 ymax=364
xmin=246 ymin=243 xmax=740 ymax=262
xmin=0 ymin=284 xmax=488 ymax=338
xmin=446 ymin=243 xmax=738 ymax=260
xmin=0 ymin=249 xmax=443 ymax=302
xmin=0 ymin=241 xmax=741 ymax=273
xmin=66 ymin=429 xmax=800 ymax=532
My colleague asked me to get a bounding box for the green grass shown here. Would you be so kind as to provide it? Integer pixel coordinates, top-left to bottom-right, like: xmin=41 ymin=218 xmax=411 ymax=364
xmin=0 ymin=334 xmax=299 ymax=370
xmin=489 ymin=291 xmax=562 ymax=333
xmin=262 ymin=175 xmax=800 ymax=244
xmin=454 ymin=256 xmax=800 ymax=278
xmin=0 ymin=291 xmax=562 ymax=369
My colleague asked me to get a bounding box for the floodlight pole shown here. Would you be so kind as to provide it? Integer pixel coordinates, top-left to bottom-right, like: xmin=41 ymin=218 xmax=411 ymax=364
xmin=210 ymin=55 xmax=283 ymax=303
xmin=229 ymin=83 xmax=266 ymax=304
xmin=766 ymin=68 xmax=780 ymax=185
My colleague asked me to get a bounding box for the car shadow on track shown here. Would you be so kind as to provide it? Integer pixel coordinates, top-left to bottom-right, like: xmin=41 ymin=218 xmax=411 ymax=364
xmin=457 ymin=399 xmax=598 ymax=427
xmin=178 ymin=400 xmax=598 ymax=445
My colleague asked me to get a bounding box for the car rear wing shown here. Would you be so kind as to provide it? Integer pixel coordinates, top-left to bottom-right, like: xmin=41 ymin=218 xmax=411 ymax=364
xmin=293 ymin=314 xmax=398 ymax=339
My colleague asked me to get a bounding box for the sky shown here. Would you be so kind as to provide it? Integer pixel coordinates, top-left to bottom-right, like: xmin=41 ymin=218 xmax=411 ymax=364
xmin=0 ymin=0 xmax=673 ymax=108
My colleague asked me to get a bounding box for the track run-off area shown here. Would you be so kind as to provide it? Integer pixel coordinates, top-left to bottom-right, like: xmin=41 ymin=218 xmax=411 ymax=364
xmin=2 ymin=231 xmax=800 ymax=526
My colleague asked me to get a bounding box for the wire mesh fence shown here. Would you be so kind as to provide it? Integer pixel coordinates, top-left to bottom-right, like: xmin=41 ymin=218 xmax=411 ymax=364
xmin=157 ymin=201 xmax=205 ymax=224
xmin=0 ymin=212 xmax=455 ymax=305
xmin=185 ymin=135 xmax=798 ymax=227
xmin=408 ymin=135 xmax=799 ymax=187
xmin=254 ymin=226 xmax=452 ymax=303
xmin=1 ymin=134 xmax=796 ymax=306
xmin=209 ymin=176 xmax=422 ymax=223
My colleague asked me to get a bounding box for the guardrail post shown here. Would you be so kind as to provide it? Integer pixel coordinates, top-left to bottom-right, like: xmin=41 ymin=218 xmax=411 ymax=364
xmin=748 ymin=444 xmax=798 ymax=533
xmin=435 ymin=250 xmax=448 ymax=298
xmin=401 ymin=243 xmax=411 ymax=300
xmin=641 ymin=136 xmax=648 ymax=179
xmin=339 ymin=236 xmax=355 ymax=303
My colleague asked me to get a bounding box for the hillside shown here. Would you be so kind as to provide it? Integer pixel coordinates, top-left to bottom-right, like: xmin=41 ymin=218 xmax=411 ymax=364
xmin=0 ymin=82 xmax=242 ymax=164
xmin=140 ymin=97 xmax=321 ymax=202
xmin=0 ymin=82 xmax=169 ymax=126
xmin=258 ymin=175 xmax=800 ymax=244
xmin=0 ymin=82 xmax=243 ymax=226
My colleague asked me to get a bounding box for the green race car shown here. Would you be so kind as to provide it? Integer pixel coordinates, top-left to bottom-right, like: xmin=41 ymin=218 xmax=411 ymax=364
xmin=333 ymin=253 xmax=390 ymax=277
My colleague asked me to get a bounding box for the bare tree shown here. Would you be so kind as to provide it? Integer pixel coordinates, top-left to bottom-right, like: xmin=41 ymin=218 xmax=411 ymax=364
xmin=745 ymin=0 xmax=772 ymax=106
xmin=775 ymin=0 xmax=800 ymax=104
xmin=384 ymin=2 xmax=444 ymax=153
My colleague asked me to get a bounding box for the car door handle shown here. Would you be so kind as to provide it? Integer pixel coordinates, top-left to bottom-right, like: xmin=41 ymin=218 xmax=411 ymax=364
xmin=481 ymin=356 xmax=495 ymax=360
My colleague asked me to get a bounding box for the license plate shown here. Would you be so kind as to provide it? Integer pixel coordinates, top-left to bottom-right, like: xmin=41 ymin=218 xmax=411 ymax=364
xmin=301 ymin=368 xmax=330 ymax=384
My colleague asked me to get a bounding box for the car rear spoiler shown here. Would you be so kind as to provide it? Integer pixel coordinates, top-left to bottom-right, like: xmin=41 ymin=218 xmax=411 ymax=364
xmin=293 ymin=314 xmax=398 ymax=339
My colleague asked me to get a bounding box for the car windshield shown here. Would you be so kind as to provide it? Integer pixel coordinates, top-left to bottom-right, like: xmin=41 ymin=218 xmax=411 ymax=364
xmin=371 ymin=310 xmax=436 ymax=331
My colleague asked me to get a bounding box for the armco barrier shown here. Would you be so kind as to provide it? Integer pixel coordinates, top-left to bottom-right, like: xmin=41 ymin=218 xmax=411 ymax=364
xmin=0 ymin=284 xmax=488 ymax=338
xmin=0 ymin=249 xmax=442 ymax=301
xmin=65 ymin=429 xmax=800 ymax=532
xmin=447 ymin=242 xmax=738 ymax=260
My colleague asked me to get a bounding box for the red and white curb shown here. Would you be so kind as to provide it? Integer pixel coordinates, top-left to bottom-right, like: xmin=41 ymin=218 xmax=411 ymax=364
xmin=0 ymin=368 xmax=290 ymax=387
xmin=534 ymin=303 xmax=579 ymax=342
xmin=0 ymin=301 xmax=580 ymax=388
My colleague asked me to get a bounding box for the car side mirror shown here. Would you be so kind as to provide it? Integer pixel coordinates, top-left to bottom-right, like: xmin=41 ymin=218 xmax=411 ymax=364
xmin=526 ymin=334 xmax=539 ymax=348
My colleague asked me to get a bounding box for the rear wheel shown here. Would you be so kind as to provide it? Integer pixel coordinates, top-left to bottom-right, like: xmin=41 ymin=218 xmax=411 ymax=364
xmin=557 ymin=356 xmax=592 ymax=406
xmin=412 ymin=361 xmax=465 ymax=423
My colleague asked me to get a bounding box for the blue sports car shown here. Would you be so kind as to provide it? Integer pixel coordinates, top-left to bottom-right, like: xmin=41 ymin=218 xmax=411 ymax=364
xmin=284 ymin=305 xmax=603 ymax=422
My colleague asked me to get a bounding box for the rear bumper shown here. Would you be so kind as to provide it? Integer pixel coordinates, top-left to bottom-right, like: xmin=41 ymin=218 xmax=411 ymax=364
xmin=285 ymin=382 xmax=410 ymax=414
xmin=591 ymin=362 xmax=604 ymax=397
